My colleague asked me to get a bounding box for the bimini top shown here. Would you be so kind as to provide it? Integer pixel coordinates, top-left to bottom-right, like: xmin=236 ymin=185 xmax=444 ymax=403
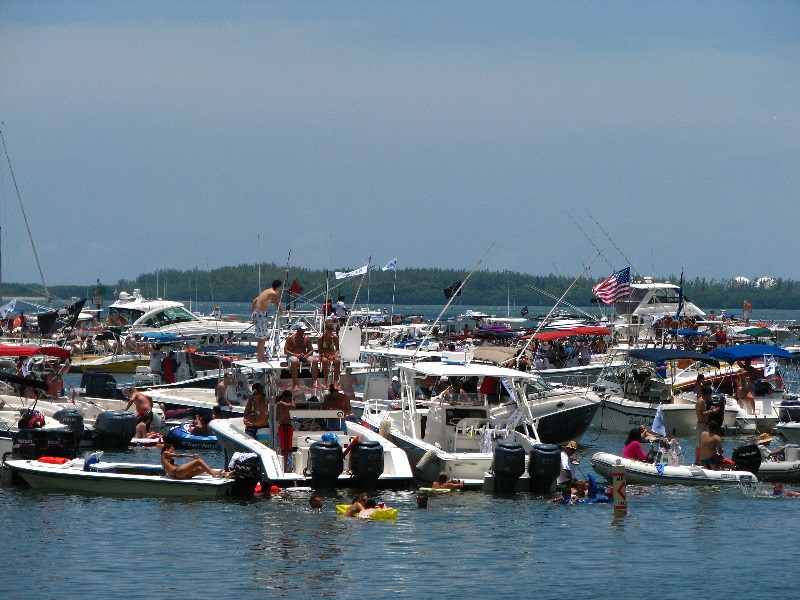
xmin=628 ymin=348 xmax=719 ymax=367
xmin=708 ymin=344 xmax=795 ymax=363
xmin=396 ymin=361 xmax=540 ymax=380
xmin=0 ymin=344 xmax=71 ymax=358
xmin=520 ymin=326 xmax=610 ymax=342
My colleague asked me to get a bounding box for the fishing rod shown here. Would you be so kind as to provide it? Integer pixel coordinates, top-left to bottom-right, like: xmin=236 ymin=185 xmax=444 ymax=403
xmin=343 ymin=257 xmax=371 ymax=330
xmin=411 ymin=239 xmax=497 ymax=364
xmin=587 ymin=211 xmax=640 ymax=279
xmin=520 ymin=282 xmax=596 ymax=320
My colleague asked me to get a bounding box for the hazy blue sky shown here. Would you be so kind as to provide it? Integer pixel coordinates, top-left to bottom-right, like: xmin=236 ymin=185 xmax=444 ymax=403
xmin=1 ymin=1 xmax=798 ymax=288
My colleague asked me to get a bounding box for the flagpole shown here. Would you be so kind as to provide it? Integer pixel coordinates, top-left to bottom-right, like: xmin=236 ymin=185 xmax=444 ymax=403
xmin=391 ymin=268 xmax=397 ymax=323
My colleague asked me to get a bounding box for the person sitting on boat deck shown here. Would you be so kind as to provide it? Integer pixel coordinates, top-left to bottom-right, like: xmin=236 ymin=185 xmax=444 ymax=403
xmin=622 ymin=427 xmax=654 ymax=462
xmin=215 ymin=373 xmax=240 ymax=408
xmin=432 ymin=471 xmax=464 ymax=490
xmin=388 ymin=375 xmax=401 ymax=400
xmin=276 ymin=390 xmax=296 ymax=471
xmin=124 ymin=386 xmax=154 ymax=417
xmin=189 ymin=414 xmax=213 ymax=437
xmin=321 ymin=384 xmax=353 ymax=422
xmin=223 ymin=331 xmax=236 ymax=345
xmin=418 ymin=374 xmax=437 ymax=400
xmin=699 ymin=421 xmax=726 ymax=470
xmin=160 ymin=443 xmax=230 ymax=479
xmin=334 ymin=295 xmax=349 ymax=326
xmin=162 ymin=351 xmax=178 ymax=385
xmin=343 ymin=493 xmax=371 ymax=517
xmin=694 ymin=386 xmax=719 ymax=465
xmin=735 ymin=362 xmax=757 ymax=415
xmin=318 ymin=319 xmax=341 ymax=388
xmin=243 ymin=382 xmax=269 ymax=437
xmin=772 ymin=483 xmax=800 ymax=497
xmin=149 ymin=345 xmax=165 ymax=379
xmin=558 ymin=441 xmax=580 ymax=487
xmin=134 ymin=411 xmax=161 ymax=439
xmin=284 ymin=322 xmax=319 ymax=390
xmin=417 ymin=493 xmax=430 ymax=509
xmin=252 ymin=279 xmax=283 ymax=363
xmin=757 ymin=433 xmax=787 ymax=461
xmin=339 ymin=366 xmax=358 ymax=399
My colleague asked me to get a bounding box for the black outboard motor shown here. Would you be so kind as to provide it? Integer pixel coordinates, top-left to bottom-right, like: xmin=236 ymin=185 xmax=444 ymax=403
xmin=12 ymin=428 xmax=49 ymax=459
xmin=309 ymin=440 xmax=344 ymax=488
xmin=706 ymin=393 xmax=726 ymax=428
xmin=529 ymin=443 xmax=560 ymax=494
xmin=732 ymin=443 xmax=762 ymax=475
xmin=349 ymin=440 xmax=384 ymax=489
xmin=53 ymin=407 xmax=84 ymax=435
xmin=80 ymin=372 xmax=124 ymax=399
xmin=752 ymin=380 xmax=774 ymax=397
xmin=44 ymin=429 xmax=79 ymax=458
xmin=230 ymin=454 xmax=263 ymax=497
xmin=778 ymin=398 xmax=800 ymax=422
xmin=492 ymin=442 xmax=526 ymax=493
xmin=93 ymin=410 xmax=137 ymax=449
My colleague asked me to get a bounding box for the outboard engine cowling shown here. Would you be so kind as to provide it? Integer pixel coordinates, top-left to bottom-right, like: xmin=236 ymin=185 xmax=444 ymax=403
xmin=778 ymin=398 xmax=800 ymax=423
xmin=53 ymin=407 xmax=84 ymax=435
xmin=309 ymin=440 xmax=344 ymax=488
xmin=231 ymin=454 xmax=263 ymax=497
xmin=93 ymin=410 xmax=137 ymax=449
xmin=12 ymin=428 xmax=49 ymax=459
xmin=80 ymin=372 xmax=124 ymax=399
xmin=349 ymin=440 xmax=384 ymax=489
xmin=732 ymin=443 xmax=762 ymax=474
xmin=492 ymin=442 xmax=526 ymax=493
xmin=529 ymin=443 xmax=560 ymax=494
xmin=752 ymin=380 xmax=774 ymax=397
xmin=44 ymin=429 xmax=79 ymax=458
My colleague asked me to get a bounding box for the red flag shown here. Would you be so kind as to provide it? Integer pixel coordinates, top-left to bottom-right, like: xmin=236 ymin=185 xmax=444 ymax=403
xmin=289 ymin=280 xmax=303 ymax=295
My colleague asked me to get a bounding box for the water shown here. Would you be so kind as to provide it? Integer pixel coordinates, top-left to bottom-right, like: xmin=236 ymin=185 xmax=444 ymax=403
xmin=2 ymin=430 xmax=799 ymax=598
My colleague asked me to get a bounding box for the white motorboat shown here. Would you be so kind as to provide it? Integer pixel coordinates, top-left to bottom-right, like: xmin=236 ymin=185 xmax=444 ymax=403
xmin=4 ymin=454 xmax=234 ymax=498
xmin=776 ymin=422 xmax=800 ymax=444
xmin=590 ymin=452 xmax=756 ymax=486
xmin=591 ymin=348 xmax=738 ymax=436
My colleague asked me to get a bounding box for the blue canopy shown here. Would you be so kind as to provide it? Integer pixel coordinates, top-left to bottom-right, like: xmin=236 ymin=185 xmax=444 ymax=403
xmin=629 ymin=348 xmax=719 ymax=366
xmin=708 ymin=344 xmax=795 ymax=363
xmin=675 ymin=329 xmax=709 ymax=336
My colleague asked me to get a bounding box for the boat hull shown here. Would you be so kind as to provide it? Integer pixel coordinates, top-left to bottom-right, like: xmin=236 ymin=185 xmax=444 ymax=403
xmin=590 ymin=452 xmax=757 ymax=486
xmin=592 ymin=396 xmax=737 ymax=436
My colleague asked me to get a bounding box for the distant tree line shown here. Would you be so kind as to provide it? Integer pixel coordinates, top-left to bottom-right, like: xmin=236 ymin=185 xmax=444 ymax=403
xmin=5 ymin=266 xmax=800 ymax=310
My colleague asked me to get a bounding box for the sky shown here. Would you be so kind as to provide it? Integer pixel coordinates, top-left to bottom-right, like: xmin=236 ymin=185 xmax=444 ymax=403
xmin=0 ymin=1 xmax=798 ymax=289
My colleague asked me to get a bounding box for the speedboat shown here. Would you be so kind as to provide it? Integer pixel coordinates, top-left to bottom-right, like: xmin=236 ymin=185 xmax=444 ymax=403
xmin=5 ymin=453 xmax=234 ymax=498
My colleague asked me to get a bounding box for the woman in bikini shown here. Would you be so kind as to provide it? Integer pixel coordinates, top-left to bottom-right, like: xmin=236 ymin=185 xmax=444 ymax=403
xmin=318 ymin=319 xmax=341 ymax=388
xmin=160 ymin=443 xmax=230 ymax=479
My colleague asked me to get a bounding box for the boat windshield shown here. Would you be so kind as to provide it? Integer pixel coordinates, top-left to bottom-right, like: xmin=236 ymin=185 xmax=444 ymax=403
xmin=141 ymin=307 xmax=200 ymax=327
xmin=111 ymin=308 xmax=143 ymax=325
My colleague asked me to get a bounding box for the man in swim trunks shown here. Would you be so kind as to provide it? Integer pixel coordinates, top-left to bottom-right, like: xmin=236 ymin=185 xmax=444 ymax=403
xmin=699 ymin=421 xmax=725 ymax=470
xmin=123 ymin=386 xmax=153 ymax=416
xmin=252 ymin=279 xmax=283 ymax=362
xmin=275 ymin=389 xmax=296 ymax=472
xmin=284 ymin=322 xmax=319 ymax=390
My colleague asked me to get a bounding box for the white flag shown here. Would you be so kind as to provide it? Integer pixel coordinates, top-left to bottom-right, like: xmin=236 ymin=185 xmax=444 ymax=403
xmin=382 ymin=258 xmax=397 ymax=271
xmin=334 ymin=265 xmax=368 ymax=280
xmin=652 ymin=403 xmax=666 ymax=437
xmin=0 ymin=298 xmax=17 ymax=319
xmin=764 ymin=355 xmax=777 ymax=377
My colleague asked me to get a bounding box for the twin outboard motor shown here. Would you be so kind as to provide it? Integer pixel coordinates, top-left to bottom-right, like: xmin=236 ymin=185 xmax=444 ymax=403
xmin=12 ymin=428 xmax=79 ymax=460
xmin=349 ymin=440 xmax=384 ymax=489
xmin=93 ymin=410 xmax=137 ymax=449
xmin=492 ymin=442 xmax=526 ymax=493
xmin=309 ymin=440 xmax=344 ymax=488
xmin=529 ymin=444 xmax=561 ymax=494
xmin=230 ymin=454 xmax=263 ymax=497
xmin=778 ymin=398 xmax=800 ymax=422
xmin=732 ymin=443 xmax=762 ymax=475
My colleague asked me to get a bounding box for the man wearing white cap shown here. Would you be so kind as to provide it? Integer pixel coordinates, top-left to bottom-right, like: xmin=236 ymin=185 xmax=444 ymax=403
xmin=284 ymin=322 xmax=319 ymax=390
xmin=388 ymin=375 xmax=401 ymax=400
xmin=558 ymin=440 xmax=580 ymax=486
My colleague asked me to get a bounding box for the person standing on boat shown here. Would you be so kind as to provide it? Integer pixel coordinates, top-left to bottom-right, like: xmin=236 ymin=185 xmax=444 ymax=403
xmin=694 ymin=386 xmax=721 ymax=465
xmin=275 ymin=389 xmax=296 ymax=472
xmin=284 ymin=322 xmax=319 ymax=390
xmin=558 ymin=441 xmax=580 ymax=487
xmin=149 ymin=345 xmax=165 ymax=379
xmin=162 ymin=351 xmax=178 ymax=384
xmin=124 ymin=386 xmax=154 ymax=417
xmin=210 ymin=306 xmax=221 ymax=319
xmin=334 ymin=295 xmax=349 ymax=326
xmin=252 ymin=279 xmax=283 ymax=363
xmin=743 ymin=300 xmax=753 ymax=325
xmin=215 ymin=373 xmax=240 ymax=408
xmin=699 ymin=421 xmax=725 ymax=470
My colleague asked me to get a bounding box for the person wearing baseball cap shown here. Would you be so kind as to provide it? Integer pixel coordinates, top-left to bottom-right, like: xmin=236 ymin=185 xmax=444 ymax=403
xmin=558 ymin=440 xmax=580 ymax=486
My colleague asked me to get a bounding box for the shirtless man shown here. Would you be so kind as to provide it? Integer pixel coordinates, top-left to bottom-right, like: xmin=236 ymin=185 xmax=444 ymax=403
xmin=252 ymin=279 xmax=283 ymax=362
xmin=699 ymin=421 xmax=725 ymax=470
xmin=46 ymin=358 xmax=70 ymax=399
xmin=318 ymin=320 xmax=341 ymax=388
xmin=284 ymin=322 xmax=319 ymax=390
xmin=321 ymin=384 xmax=353 ymax=417
xmin=124 ymin=386 xmax=154 ymax=416
xmin=275 ymin=390 xmax=296 ymax=471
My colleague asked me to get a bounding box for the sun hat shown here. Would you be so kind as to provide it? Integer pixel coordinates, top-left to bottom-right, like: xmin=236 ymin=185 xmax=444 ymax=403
xmin=758 ymin=432 xmax=773 ymax=444
xmin=564 ymin=440 xmax=578 ymax=450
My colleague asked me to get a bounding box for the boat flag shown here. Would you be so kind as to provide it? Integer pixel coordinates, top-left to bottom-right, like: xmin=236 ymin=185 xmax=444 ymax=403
xmin=521 ymin=305 xmax=529 ymax=316
xmin=335 ymin=265 xmax=368 ymax=280
xmin=444 ymin=281 xmax=463 ymax=300
xmin=764 ymin=354 xmax=777 ymax=377
xmin=0 ymin=298 xmax=17 ymax=319
xmin=37 ymin=298 xmax=86 ymax=336
xmin=382 ymin=258 xmax=398 ymax=271
xmin=289 ymin=280 xmax=303 ymax=295
xmin=591 ymin=267 xmax=631 ymax=304
xmin=652 ymin=403 xmax=667 ymax=437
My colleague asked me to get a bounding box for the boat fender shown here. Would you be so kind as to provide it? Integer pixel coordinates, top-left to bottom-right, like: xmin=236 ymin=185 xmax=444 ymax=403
xmin=38 ymin=456 xmax=70 ymax=465
xmin=378 ymin=419 xmax=391 ymax=439
xmin=416 ymin=449 xmax=437 ymax=471
xmin=342 ymin=436 xmax=361 ymax=458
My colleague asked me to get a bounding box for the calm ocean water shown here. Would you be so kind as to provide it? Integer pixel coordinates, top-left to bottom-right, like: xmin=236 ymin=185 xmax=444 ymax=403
xmin=2 ymin=429 xmax=799 ymax=599
xmin=4 ymin=302 xmax=799 ymax=597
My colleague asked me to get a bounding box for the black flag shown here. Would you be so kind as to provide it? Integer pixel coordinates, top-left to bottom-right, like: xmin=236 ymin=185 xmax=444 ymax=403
xmin=444 ymin=281 xmax=462 ymax=300
xmin=521 ymin=306 xmax=529 ymax=316
xmin=37 ymin=298 xmax=86 ymax=336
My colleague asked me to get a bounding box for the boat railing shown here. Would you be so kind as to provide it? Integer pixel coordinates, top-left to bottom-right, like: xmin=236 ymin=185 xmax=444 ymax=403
xmin=289 ymin=409 xmax=346 ymax=432
xmin=452 ymin=417 xmax=514 ymax=452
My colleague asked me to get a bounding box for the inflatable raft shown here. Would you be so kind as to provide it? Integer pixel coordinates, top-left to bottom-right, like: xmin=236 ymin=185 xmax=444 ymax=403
xmin=336 ymin=504 xmax=398 ymax=520
xmin=165 ymin=423 xmax=219 ymax=450
xmin=590 ymin=452 xmax=757 ymax=486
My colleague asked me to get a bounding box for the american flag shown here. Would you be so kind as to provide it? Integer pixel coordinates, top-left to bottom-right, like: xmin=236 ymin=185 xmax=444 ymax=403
xmin=592 ymin=267 xmax=631 ymax=304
